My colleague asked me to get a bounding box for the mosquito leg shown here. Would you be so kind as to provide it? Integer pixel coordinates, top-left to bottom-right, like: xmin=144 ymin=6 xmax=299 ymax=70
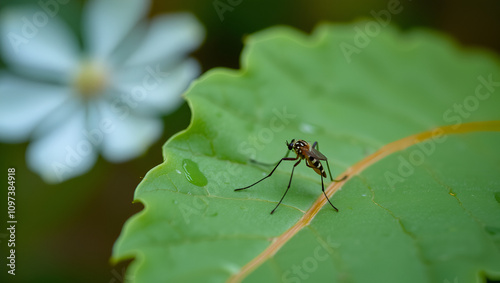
xmin=325 ymin=159 xmax=334 ymax=182
xmin=250 ymin=149 xmax=291 ymax=166
xmin=271 ymin=159 xmax=301 ymax=214
xmin=235 ymin=156 xmax=298 ymax=191
xmin=332 ymin=174 xmax=348 ymax=182
xmin=326 ymin=160 xmax=348 ymax=182
xmin=314 ymin=141 xmax=346 ymax=182
xmin=321 ymin=174 xmax=339 ymax=212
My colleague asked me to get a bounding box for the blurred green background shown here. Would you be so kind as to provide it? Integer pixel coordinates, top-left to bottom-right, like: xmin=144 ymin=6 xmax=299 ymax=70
xmin=0 ymin=0 xmax=499 ymax=282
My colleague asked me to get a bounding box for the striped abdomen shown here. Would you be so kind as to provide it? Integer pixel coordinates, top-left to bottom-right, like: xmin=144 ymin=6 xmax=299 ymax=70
xmin=307 ymin=156 xmax=326 ymax=177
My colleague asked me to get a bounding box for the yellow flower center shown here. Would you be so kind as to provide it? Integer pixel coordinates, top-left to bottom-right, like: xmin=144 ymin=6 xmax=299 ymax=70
xmin=73 ymin=60 xmax=109 ymax=98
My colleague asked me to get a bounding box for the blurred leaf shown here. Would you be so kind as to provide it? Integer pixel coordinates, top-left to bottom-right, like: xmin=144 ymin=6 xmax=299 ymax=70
xmin=112 ymin=22 xmax=500 ymax=282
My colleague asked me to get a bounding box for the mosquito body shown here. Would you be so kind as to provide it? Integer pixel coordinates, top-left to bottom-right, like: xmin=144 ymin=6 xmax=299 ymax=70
xmin=235 ymin=139 xmax=347 ymax=214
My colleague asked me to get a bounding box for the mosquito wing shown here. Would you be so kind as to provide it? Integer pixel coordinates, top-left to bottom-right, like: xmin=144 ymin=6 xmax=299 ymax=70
xmin=308 ymin=147 xmax=328 ymax=161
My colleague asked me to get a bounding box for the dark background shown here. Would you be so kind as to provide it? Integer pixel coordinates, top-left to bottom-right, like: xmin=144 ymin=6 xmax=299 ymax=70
xmin=0 ymin=0 xmax=499 ymax=282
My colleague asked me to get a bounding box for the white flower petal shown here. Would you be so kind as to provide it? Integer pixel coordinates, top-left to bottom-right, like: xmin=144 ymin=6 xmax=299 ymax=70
xmin=83 ymin=0 xmax=150 ymax=58
xmin=110 ymin=59 xmax=200 ymax=115
xmin=26 ymin=107 xmax=98 ymax=183
xmin=95 ymin=100 xmax=162 ymax=163
xmin=0 ymin=74 xmax=72 ymax=142
xmin=103 ymin=21 xmax=148 ymax=66
xmin=124 ymin=13 xmax=205 ymax=67
xmin=0 ymin=7 xmax=79 ymax=82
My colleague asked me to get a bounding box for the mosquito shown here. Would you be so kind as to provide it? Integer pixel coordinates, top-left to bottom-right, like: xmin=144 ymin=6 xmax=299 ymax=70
xmin=235 ymin=139 xmax=348 ymax=214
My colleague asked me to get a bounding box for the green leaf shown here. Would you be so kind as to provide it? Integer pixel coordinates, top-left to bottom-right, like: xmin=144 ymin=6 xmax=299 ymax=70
xmin=112 ymin=22 xmax=500 ymax=283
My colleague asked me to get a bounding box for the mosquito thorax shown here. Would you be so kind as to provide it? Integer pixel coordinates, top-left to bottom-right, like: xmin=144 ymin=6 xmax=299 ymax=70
xmin=294 ymin=140 xmax=307 ymax=148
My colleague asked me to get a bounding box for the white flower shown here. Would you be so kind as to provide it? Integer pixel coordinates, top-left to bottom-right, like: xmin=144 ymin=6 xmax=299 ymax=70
xmin=0 ymin=0 xmax=204 ymax=183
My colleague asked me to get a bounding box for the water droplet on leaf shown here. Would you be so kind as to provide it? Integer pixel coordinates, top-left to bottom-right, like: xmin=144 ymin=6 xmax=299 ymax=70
xmin=182 ymin=159 xmax=208 ymax=187
xmin=299 ymin=122 xmax=318 ymax=134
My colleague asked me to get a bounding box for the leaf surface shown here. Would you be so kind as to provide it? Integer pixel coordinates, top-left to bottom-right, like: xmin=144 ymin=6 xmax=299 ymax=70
xmin=112 ymin=23 xmax=500 ymax=283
